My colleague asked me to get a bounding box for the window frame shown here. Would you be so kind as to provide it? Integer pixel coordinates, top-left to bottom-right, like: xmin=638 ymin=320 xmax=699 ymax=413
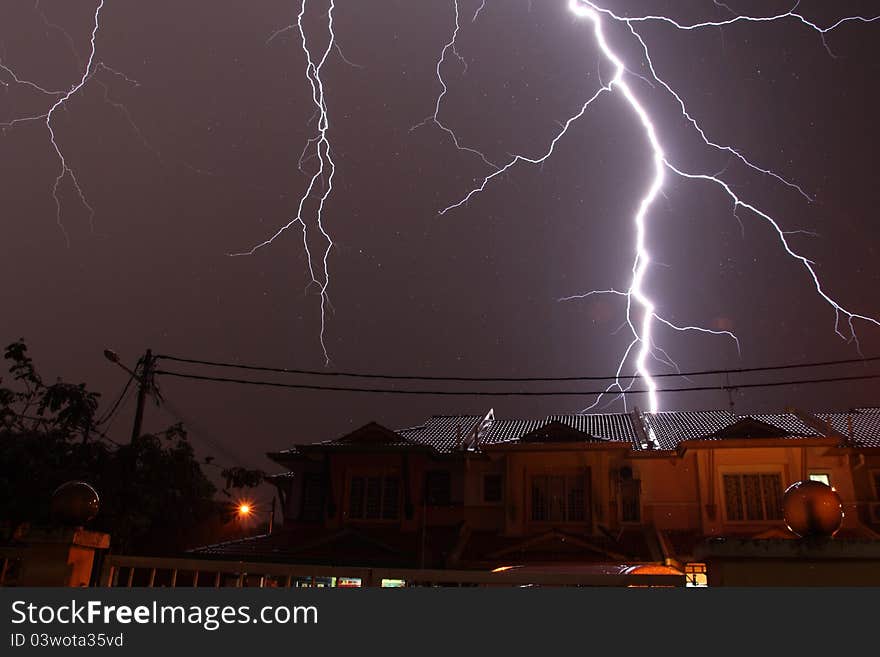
xmin=482 ymin=473 xmax=504 ymax=505
xmin=527 ymin=469 xmax=591 ymax=525
xmin=618 ymin=475 xmax=642 ymax=524
xmin=719 ymin=468 xmax=785 ymax=524
xmin=807 ymin=472 xmax=831 ymax=487
xmin=345 ymin=469 xmax=401 ymax=523
xmin=870 ymin=470 xmax=880 ymax=500
xmin=424 ymin=470 xmax=453 ymax=507
xmin=299 ymin=472 xmax=327 ymax=523
xmin=685 ymin=563 xmax=708 ymax=588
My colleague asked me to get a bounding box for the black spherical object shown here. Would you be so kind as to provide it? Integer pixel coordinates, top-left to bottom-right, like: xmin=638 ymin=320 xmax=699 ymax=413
xmin=50 ymin=481 xmax=100 ymax=526
xmin=783 ymin=479 xmax=843 ymax=538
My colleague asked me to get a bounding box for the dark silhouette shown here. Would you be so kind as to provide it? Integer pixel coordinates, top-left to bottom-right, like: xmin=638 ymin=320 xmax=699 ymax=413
xmin=0 ymin=339 xmax=261 ymax=554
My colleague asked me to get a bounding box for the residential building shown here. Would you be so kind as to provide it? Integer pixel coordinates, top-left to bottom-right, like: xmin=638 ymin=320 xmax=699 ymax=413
xmin=192 ymin=406 xmax=880 ymax=585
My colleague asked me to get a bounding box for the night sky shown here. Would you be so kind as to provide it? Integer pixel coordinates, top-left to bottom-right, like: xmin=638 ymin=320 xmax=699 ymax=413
xmin=2 ymin=0 xmax=879 ymax=485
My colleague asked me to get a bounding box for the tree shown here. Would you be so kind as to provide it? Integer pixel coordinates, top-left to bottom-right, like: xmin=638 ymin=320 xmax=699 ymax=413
xmin=0 ymin=340 xmax=264 ymax=554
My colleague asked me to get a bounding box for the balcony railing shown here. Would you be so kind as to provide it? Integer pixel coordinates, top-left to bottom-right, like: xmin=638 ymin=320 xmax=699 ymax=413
xmin=99 ymin=555 xmax=685 ymax=588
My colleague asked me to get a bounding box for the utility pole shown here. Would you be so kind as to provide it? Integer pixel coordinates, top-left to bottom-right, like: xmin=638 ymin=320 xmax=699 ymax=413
xmin=130 ymin=349 xmax=153 ymax=443
xmin=724 ymin=371 xmax=736 ymax=413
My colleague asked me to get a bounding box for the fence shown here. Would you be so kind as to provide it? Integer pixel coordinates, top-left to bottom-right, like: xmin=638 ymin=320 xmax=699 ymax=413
xmin=99 ymin=554 xmax=685 ymax=588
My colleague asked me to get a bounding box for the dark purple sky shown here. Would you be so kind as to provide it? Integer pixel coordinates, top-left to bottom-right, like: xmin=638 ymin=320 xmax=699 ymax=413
xmin=2 ymin=0 xmax=879 ymax=482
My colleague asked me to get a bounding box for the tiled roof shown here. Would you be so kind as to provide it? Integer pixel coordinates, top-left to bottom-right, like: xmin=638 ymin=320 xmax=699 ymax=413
xmin=482 ymin=418 xmax=547 ymax=445
xmin=820 ymin=412 xmax=880 ymax=448
xmin=749 ymin=414 xmax=819 ymax=436
xmin=398 ymin=415 xmax=481 ymax=451
xmin=397 ymin=414 xmax=631 ymax=452
xmin=549 ymin=414 xmax=640 ymax=446
xmin=271 ymin=407 xmax=880 ymax=459
xmin=643 ymin=411 xmax=736 ymax=450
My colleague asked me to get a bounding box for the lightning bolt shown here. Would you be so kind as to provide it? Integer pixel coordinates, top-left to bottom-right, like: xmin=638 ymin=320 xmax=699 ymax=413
xmin=1 ymin=1 xmax=106 ymax=245
xmin=437 ymin=0 xmax=880 ymax=413
xmin=2 ymin=1 xmax=156 ymax=245
xmin=231 ymin=0 xmax=340 ymax=365
xmin=410 ymin=0 xmax=498 ymax=169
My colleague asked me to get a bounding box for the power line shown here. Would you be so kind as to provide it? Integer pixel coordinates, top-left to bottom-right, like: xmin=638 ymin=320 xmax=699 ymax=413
xmin=154 ymin=368 xmax=880 ymax=397
xmin=95 ymin=358 xmax=140 ymax=426
xmin=157 ymin=393 xmax=265 ymax=472
xmin=155 ymin=352 xmax=880 ymax=383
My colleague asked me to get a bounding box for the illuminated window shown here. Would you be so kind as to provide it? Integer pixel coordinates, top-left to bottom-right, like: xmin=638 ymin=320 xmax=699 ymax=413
xmin=336 ymin=577 xmax=362 ymax=588
xmin=808 ymin=473 xmax=831 ymax=486
xmin=531 ymin=474 xmax=586 ymax=522
xmin=348 ymin=475 xmax=400 ymax=520
xmin=685 ymin=563 xmax=708 ymax=587
xmin=483 ymin=474 xmax=503 ymax=503
xmin=723 ymin=473 xmax=783 ymax=521
xmin=381 ymin=579 xmax=406 ymax=587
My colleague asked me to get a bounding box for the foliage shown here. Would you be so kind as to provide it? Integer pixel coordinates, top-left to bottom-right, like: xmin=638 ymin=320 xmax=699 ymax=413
xmin=0 ymin=340 xmax=265 ymax=554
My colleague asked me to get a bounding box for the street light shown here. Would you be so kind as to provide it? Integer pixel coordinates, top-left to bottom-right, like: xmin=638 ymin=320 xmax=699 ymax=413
xmin=235 ymin=498 xmax=275 ymax=534
xmin=103 ymin=349 xmax=137 ymax=378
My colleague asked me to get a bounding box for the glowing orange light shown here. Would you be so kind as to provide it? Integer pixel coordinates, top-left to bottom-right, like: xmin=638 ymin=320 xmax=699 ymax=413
xmin=238 ymin=503 xmax=252 ymax=516
xmin=491 ymin=565 xmax=521 ymax=573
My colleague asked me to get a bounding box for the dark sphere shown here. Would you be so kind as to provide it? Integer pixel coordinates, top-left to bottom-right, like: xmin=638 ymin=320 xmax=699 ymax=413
xmin=50 ymin=481 xmax=100 ymax=526
xmin=783 ymin=480 xmax=843 ymax=538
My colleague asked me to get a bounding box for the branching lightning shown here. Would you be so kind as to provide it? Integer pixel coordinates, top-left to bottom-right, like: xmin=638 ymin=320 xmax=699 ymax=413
xmin=434 ymin=0 xmax=880 ymax=413
xmin=2 ymin=1 xmax=105 ymax=244
xmin=231 ymin=0 xmax=340 ymax=365
xmin=410 ymin=0 xmax=498 ymax=170
xmin=43 ymin=0 xmax=106 ymax=242
xmin=1 ymin=1 xmax=151 ymax=244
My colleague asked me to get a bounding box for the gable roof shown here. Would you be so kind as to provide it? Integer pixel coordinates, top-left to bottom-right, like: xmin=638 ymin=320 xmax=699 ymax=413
xmin=269 ymin=407 xmax=880 ymax=461
xmin=701 ymin=416 xmax=792 ymax=440
xmin=520 ymin=420 xmax=603 ymax=443
xmin=333 ymin=422 xmax=409 ymax=445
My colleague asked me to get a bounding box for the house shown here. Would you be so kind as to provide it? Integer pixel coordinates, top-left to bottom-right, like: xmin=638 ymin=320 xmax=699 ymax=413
xmin=191 ymin=406 xmax=880 ymax=585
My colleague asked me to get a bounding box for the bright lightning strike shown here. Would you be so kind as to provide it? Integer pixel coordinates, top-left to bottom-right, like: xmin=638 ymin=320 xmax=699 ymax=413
xmin=437 ymin=0 xmax=880 ymax=413
xmin=231 ymin=0 xmax=340 ymax=365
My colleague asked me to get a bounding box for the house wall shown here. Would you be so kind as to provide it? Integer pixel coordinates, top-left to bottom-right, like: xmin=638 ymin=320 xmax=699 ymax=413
xmin=280 ymin=441 xmax=870 ymax=545
xmin=501 ymin=447 xmax=620 ymax=537
xmin=849 ymin=451 xmax=880 ymax=528
xmin=632 ymin=451 xmax=700 ymax=531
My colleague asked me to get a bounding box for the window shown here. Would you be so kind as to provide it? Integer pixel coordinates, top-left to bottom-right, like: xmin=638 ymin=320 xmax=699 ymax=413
xmin=620 ymin=478 xmax=641 ymax=523
xmin=348 ymin=474 xmax=400 ymax=520
xmin=685 ymin=563 xmax=708 ymax=588
xmin=300 ymin=473 xmax=326 ymax=522
xmin=723 ymin=473 xmax=783 ymax=521
xmin=531 ymin=474 xmax=587 ymax=522
xmin=483 ymin=474 xmax=503 ymax=503
xmin=424 ymin=470 xmax=451 ymax=506
xmin=808 ymin=473 xmax=830 ymax=486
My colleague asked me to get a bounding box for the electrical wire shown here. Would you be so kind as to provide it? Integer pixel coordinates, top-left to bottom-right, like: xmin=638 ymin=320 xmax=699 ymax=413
xmin=96 ymin=356 xmax=141 ymax=426
xmin=156 ymin=392 xmax=267 ymax=472
xmin=153 ymin=368 xmax=880 ymax=397
xmin=155 ymin=352 xmax=880 ymax=383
